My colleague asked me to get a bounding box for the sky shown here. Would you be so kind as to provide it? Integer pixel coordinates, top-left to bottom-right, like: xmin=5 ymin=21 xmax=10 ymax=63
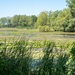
xmin=0 ymin=0 xmax=67 ymax=18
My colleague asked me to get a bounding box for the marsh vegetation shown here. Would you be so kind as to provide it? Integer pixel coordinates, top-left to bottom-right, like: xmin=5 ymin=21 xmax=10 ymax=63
xmin=0 ymin=39 xmax=75 ymax=75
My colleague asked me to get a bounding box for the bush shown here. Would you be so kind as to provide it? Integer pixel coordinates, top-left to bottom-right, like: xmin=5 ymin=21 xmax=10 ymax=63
xmin=38 ymin=26 xmax=54 ymax=32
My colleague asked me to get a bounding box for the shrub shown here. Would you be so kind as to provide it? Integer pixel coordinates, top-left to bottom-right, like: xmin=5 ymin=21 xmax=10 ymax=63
xmin=38 ymin=26 xmax=53 ymax=32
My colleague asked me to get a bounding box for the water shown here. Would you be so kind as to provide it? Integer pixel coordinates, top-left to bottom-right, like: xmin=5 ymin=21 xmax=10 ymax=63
xmin=51 ymin=34 xmax=75 ymax=38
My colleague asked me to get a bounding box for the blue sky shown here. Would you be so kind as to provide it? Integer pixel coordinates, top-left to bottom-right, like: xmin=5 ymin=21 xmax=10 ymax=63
xmin=0 ymin=0 xmax=67 ymax=18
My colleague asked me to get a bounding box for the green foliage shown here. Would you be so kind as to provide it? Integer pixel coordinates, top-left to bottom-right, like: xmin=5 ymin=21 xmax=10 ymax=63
xmin=0 ymin=39 xmax=32 ymax=75
xmin=55 ymin=53 xmax=69 ymax=75
xmin=66 ymin=42 xmax=75 ymax=75
xmin=66 ymin=18 xmax=75 ymax=32
xmin=0 ymin=39 xmax=75 ymax=75
xmin=48 ymin=10 xmax=61 ymax=28
xmin=0 ymin=17 xmax=8 ymax=27
xmin=29 ymin=40 xmax=43 ymax=48
xmin=36 ymin=41 xmax=69 ymax=75
xmin=37 ymin=41 xmax=55 ymax=75
xmin=35 ymin=11 xmax=48 ymax=27
xmin=55 ymin=9 xmax=71 ymax=32
xmin=38 ymin=25 xmax=54 ymax=32
xmin=68 ymin=42 xmax=75 ymax=56
xmin=0 ymin=15 xmax=37 ymax=28
xmin=66 ymin=0 xmax=75 ymax=18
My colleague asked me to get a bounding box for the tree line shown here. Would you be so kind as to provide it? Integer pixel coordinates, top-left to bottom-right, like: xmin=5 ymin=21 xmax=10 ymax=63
xmin=0 ymin=15 xmax=37 ymax=28
xmin=0 ymin=0 xmax=75 ymax=32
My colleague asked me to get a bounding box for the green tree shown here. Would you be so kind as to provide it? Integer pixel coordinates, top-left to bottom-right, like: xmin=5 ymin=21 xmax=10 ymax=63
xmin=11 ymin=15 xmax=20 ymax=27
xmin=18 ymin=15 xmax=29 ymax=27
xmin=28 ymin=15 xmax=37 ymax=27
xmin=66 ymin=18 xmax=75 ymax=32
xmin=7 ymin=18 xmax=12 ymax=27
xmin=35 ymin=11 xmax=48 ymax=27
xmin=66 ymin=0 xmax=75 ymax=32
xmin=48 ymin=10 xmax=61 ymax=30
xmin=0 ymin=17 xmax=8 ymax=27
xmin=66 ymin=0 xmax=75 ymax=18
xmin=56 ymin=9 xmax=71 ymax=31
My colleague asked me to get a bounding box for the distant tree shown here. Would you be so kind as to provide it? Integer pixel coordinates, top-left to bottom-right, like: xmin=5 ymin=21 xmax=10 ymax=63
xmin=7 ymin=18 xmax=12 ymax=27
xmin=11 ymin=15 xmax=20 ymax=27
xmin=56 ymin=9 xmax=71 ymax=31
xmin=66 ymin=18 xmax=75 ymax=32
xmin=48 ymin=10 xmax=61 ymax=30
xmin=66 ymin=0 xmax=75 ymax=18
xmin=66 ymin=0 xmax=75 ymax=32
xmin=28 ymin=15 xmax=37 ymax=27
xmin=18 ymin=15 xmax=28 ymax=27
xmin=0 ymin=17 xmax=8 ymax=27
xmin=35 ymin=11 xmax=48 ymax=27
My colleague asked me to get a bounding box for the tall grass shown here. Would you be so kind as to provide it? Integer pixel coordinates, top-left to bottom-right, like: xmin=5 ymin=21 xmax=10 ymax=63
xmin=0 ymin=39 xmax=75 ymax=75
xmin=35 ymin=41 xmax=69 ymax=75
xmin=0 ymin=39 xmax=32 ymax=75
xmin=66 ymin=42 xmax=75 ymax=75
